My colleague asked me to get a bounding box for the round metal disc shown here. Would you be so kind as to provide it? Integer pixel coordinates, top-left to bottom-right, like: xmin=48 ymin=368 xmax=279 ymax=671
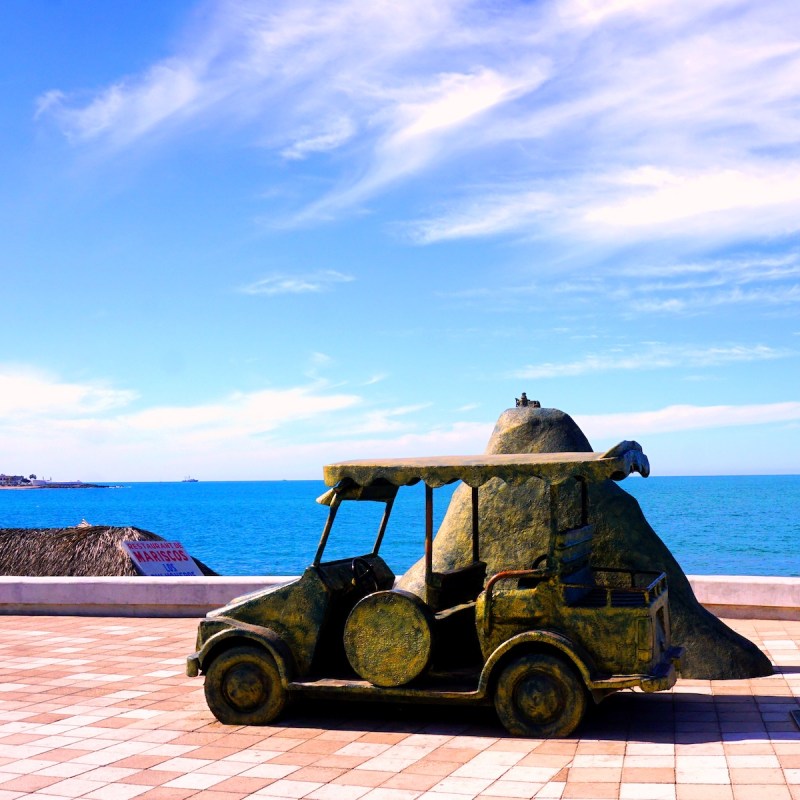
xmin=344 ymin=590 xmax=434 ymax=687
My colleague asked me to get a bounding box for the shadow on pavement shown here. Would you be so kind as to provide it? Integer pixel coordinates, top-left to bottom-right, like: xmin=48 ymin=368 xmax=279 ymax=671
xmin=274 ymin=690 xmax=800 ymax=743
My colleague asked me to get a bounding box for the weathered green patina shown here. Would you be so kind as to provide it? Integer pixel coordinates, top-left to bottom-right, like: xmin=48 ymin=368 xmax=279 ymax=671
xmin=188 ymin=435 xmax=682 ymax=737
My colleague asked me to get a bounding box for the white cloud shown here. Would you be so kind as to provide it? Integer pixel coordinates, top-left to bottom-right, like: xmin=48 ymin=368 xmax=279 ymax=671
xmin=0 ymin=367 xmax=136 ymax=418
xmin=491 ymin=253 xmax=800 ymax=316
xmin=577 ymin=401 xmax=800 ymax=440
xmin=583 ymin=166 xmax=800 ymax=236
xmin=44 ymin=62 xmax=203 ymax=146
xmin=281 ymin=116 xmax=356 ymax=160
xmin=0 ymin=369 xmax=366 ymax=479
xmin=119 ymin=385 xmax=359 ymax=441
xmin=35 ymin=0 xmax=800 ymax=254
xmin=631 ymin=284 xmax=800 ymax=314
xmin=240 ymin=270 xmax=353 ymax=295
xmin=513 ymin=343 xmax=788 ymax=379
xmin=407 ymin=190 xmax=555 ymax=243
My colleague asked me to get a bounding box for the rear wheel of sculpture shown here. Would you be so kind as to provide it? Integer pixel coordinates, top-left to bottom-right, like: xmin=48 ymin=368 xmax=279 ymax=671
xmin=494 ymin=653 xmax=586 ymax=737
xmin=204 ymin=645 xmax=287 ymax=725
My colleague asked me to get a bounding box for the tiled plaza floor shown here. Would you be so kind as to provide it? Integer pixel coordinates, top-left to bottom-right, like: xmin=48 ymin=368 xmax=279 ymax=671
xmin=0 ymin=615 xmax=797 ymax=800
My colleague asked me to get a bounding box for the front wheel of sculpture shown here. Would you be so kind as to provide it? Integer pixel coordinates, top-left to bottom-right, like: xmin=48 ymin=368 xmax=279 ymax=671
xmin=204 ymin=645 xmax=287 ymax=725
xmin=494 ymin=653 xmax=586 ymax=738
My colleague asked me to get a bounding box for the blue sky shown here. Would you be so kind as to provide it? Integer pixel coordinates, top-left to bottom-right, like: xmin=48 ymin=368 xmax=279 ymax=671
xmin=2 ymin=0 xmax=799 ymax=480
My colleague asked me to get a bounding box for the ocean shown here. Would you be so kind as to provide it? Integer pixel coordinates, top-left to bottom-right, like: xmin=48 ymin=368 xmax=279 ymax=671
xmin=1 ymin=476 xmax=798 ymax=577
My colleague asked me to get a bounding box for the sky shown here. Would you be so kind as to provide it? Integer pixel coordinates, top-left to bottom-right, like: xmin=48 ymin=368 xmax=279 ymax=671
xmin=1 ymin=0 xmax=799 ymax=481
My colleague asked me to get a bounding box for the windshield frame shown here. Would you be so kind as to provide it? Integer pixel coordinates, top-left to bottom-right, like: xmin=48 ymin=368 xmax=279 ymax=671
xmin=313 ymin=494 xmax=396 ymax=566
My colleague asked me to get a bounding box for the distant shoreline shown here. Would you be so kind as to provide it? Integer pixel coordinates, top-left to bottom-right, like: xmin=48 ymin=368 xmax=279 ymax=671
xmin=0 ymin=483 xmax=109 ymax=490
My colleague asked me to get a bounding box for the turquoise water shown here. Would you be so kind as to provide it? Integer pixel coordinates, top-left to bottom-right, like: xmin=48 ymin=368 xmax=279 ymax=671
xmin=1 ymin=476 xmax=798 ymax=577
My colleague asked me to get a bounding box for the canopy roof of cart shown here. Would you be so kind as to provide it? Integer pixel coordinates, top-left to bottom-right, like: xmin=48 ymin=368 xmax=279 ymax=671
xmin=322 ymin=440 xmax=649 ymax=493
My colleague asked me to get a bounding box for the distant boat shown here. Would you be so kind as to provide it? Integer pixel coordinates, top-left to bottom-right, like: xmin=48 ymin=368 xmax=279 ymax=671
xmin=182 ymin=476 xmax=199 ymax=483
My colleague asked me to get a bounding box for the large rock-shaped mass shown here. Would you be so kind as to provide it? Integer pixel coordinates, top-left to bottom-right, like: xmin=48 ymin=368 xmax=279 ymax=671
xmin=397 ymin=405 xmax=771 ymax=679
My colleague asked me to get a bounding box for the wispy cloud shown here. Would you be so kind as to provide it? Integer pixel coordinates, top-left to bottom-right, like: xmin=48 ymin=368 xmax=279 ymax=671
xmin=38 ymin=0 xmax=800 ymax=250
xmin=407 ymin=190 xmax=555 ymax=244
xmin=0 ymin=362 xmax=493 ymax=479
xmin=240 ymin=270 xmax=353 ymax=296
xmin=449 ymin=252 xmax=800 ymax=317
xmin=0 ymin=366 xmax=136 ymax=418
xmin=513 ymin=343 xmax=789 ymax=379
xmin=577 ymin=401 xmax=800 ymax=440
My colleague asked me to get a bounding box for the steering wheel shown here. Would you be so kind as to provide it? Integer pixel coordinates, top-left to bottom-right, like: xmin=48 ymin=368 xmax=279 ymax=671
xmin=351 ymin=557 xmax=379 ymax=595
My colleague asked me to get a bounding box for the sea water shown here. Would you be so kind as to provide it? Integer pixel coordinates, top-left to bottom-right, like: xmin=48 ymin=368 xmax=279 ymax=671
xmin=1 ymin=476 xmax=798 ymax=577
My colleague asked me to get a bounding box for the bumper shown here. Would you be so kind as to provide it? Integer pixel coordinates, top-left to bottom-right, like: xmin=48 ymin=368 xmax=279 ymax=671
xmin=640 ymin=646 xmax=684 ymax=693
xmin=186 ymin=653 xmax=201 ymax=678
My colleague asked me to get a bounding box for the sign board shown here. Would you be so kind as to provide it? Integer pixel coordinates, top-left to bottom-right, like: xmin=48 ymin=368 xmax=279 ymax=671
xmin=122 ymin=540 xmax=203 ymax=577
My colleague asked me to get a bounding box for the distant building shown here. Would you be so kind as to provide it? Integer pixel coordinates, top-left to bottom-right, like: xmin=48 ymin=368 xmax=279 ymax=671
xmin=0 ymin=475 xmax=31 ymax=487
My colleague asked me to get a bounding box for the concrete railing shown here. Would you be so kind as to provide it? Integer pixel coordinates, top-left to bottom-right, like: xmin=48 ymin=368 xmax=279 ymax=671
xmin=0 ymin=574 xmax=798 ymax=619
xmin=687 ymin=575 xmax=800 ymax=621
xmin=0 ymin=576 xmax=293 ymax=617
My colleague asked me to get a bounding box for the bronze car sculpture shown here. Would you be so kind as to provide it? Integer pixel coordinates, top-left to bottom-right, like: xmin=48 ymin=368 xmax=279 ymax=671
xmin=187 ymin=441 xmax=683 ymax=737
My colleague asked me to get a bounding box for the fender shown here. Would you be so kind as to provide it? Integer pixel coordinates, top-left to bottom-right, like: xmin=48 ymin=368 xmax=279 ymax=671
xmin=197 ymin=618 xmax=295 ymax=686
xmin=478 ymin=629 xmax=596 ymax=695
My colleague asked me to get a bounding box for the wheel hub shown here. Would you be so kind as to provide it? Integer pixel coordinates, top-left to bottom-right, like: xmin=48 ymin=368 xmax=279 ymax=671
xmin=515 ymin=673 xmax=562 ymax=723
xmin=223 ymin=663 xmax=267 ymax=711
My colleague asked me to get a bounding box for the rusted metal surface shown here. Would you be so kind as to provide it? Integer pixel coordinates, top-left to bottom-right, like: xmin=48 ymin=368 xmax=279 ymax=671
xmin=189 ymin=439 xmax=680 ymax=738
xmin=344 ymin=590 xmax=434 ymax=687
xmin=324 ymin=444 xmax=650 ymax=489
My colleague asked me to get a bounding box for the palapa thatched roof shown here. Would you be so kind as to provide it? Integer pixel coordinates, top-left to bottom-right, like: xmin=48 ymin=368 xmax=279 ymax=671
xmin=0 ymin=526 xmax=218 ymax=576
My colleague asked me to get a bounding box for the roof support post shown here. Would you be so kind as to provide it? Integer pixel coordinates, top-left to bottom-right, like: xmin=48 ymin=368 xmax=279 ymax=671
xmin=425 ymin=484 xmax=433 ymax=588
xmin=314 ymin=494 xmax=342 ymax=565
xmin=372 ymin=497 xmax=395 ymax=556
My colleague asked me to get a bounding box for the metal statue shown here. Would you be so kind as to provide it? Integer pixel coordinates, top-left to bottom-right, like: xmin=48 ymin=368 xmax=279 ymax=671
xmin=188 ymin=440 xmax=682 ymax=737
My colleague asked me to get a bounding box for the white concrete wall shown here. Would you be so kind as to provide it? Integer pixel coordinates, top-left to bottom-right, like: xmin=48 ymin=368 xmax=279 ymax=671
xmin=687 ymin=575 xmax=800 ymax=620
xmin=0 ymin=576 xmax=292 ymax=617
xmin=0 ymin=574 xmax=798 ymax=618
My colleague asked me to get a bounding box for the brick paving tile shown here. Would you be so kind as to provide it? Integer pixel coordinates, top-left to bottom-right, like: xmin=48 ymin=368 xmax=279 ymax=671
xmin=425 ymin=750 xmax=481 ymax=764
xmin=294 ymin=739 xmax=354 ymax=755
xmin=268 ymin=752 xmax=321 ymax=767
xmin=118 ymin=770 xmax=183 ymax=787
xmin=190 ymin=792 xmax=250 ymax=800
xmin=475 ymin=787 xmax=536 ymax=800
xmin=257 ymin=778 xmax=326 ymax=797
xmin=732 ymin=786 xmax=792 ymax=799
xmin=359 ymin=734 xmax=412 ymax=745
xmin=313 ymin=756 xmax=372 ymax=770
xmin=621 ymin=767 xmax=676 ymax=783
xmin=133 ymin=788 xmax=198 ymax=800
xmin=210 ymin=775 xmax=279 ymax=793
xmin=619 ymin=784 xmax=676 ymax=799
xmin=567 ymin=767 xmax=622 ymax=783
xmin=402 ymin=761 xmax=463 ymax=777
xmin=1 ymin=615 xmax=800 ymax=800
xmin=480 ymin=779 xmax=543 ymax=798
xmin=359 ymin=788 xmax=422 ymax=800
xmin=675 ymin=786 xmax=734 ymax=800
xmin=528 ymin=743 xmax=577 ymax=756
xmin=562 ymin=782 xmax=619 ymax=798
xmin=380 ymin=773 xmax=443 ymax=791
xmin=307 ymin=785 xmax=372 ymax=800
xmin=237 ymin=764 xmax=299 ymax=780
xmin=429 ymin=775 xmax=495 ymax=795
xmin=334 ymin=771 xmax=398 ymax=788
xmin=0 ymin=774 xmax=61 ymax=793
xmin=291 ymin=766 xmax=347 ymax=782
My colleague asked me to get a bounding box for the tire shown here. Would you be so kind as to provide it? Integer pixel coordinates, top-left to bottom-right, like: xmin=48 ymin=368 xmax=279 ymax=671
xmin=494 ymin=653 xmax=587 ymax=738
xmin=204 ymin=645 xmax=287 ymax=726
